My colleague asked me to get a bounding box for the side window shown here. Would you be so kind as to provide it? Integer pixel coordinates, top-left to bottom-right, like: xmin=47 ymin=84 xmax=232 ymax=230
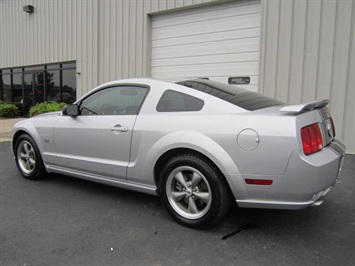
xmin=156 ymin=90 xmax=204 ymax=112
xmin=80 ymin=86 xmax=148 ymax=115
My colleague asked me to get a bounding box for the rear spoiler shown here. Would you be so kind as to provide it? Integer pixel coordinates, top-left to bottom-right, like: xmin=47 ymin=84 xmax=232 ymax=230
xmin=279 ymin=99 xmax=329 ymax=113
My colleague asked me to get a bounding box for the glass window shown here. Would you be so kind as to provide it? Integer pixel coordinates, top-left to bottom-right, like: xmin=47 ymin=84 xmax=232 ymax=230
xmin=46 ymin=71 xmax=60 ymax=102
xmin=62 ymin=62 xmax=76 ymax=69
xmin=13 ymin=74 xmax=22 ymax=103
xmin=46 ymin=64 xmax=60 ymax=70
xmin=24 ymin=66 xmax=44 ymax=72
xmin=156 ymin=90 xmax=204 ymax=112
xmin=0 ymin=62 xmax=76 ymax=111
xmin=80 ymin=86 xmax=148 ymax=116
xmin=12 ymin=68 xmax=22 ymax=74
xmin=22 ymin=74 xmax=33 ymax=115
xmin=1 ymin=74 xmax=12 ymax=102
xmin=177 ymin=79 xmax=283 ymax=111
xmin=62 ymin=69 xmax=76 ymax=104
xmin=12 ymin=74 xmax=24 ymax=114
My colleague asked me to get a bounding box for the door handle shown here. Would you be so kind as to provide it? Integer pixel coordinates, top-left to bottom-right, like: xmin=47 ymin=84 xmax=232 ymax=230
xmin=110 ymin=125 xmax=128 ymax=133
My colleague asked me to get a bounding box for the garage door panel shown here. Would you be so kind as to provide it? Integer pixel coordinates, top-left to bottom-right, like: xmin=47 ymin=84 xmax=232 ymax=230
xmin=152 ymin=14 xmax=260 ymax=40
xmin=151 ymin=1 xmax=261 ymax=87
xmin=152 ymin=27 xmax=260 ymax=48
xmin=152 ymin=62 xmax=259 ymax=76
xmin=153 ymin=1 xmax=260 ymax=29
xmin=152 ymin=38 xmax=260 ymax=59
xmin=152 ymin=52 xmax=259 ymax=67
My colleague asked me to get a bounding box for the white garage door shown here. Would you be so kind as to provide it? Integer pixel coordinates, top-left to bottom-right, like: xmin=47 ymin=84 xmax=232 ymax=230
xmin=151 ymin=0 xmax=261 ymax=91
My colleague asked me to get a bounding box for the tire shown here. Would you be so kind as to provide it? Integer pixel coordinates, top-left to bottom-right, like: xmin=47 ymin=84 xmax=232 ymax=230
xmin=14 ymin=134 xmax=47 ymax=180
xmin=159 ymin=154 xmax=231 ymax=229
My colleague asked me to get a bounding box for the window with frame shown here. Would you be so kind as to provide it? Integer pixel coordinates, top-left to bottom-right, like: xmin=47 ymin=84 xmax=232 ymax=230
xmin=80 ymin=86 xmax=149 ymax=116
xmin=156 ymin=90 xmax=204 ymax=112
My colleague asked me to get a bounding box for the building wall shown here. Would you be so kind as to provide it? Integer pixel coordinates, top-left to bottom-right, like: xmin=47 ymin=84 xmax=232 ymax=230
xmin=1 ymin=0 xmax=354 ymax=152
xmin=0 ymin=0 xmax=217 ymax=97
xmin=259 ymin=0 xmax=354 ymax=153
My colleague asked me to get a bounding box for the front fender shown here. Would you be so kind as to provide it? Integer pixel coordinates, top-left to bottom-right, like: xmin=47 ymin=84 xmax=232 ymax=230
xmin=12 ymin=120 xmax=44 ymax=155
xmin=12 ymin=117 xmax=59 ymax=167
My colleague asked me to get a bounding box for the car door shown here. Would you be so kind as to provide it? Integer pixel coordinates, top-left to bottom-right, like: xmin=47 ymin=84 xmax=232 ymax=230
xmin=53 ymin=85 xmax=149 ymax=180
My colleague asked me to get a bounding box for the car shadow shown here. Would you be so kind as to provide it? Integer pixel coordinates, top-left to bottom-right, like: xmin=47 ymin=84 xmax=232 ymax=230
xmin=41 ymin=172 xmax=337 ymax=241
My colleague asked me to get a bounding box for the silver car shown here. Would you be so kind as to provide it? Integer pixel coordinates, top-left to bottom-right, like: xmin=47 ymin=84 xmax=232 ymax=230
xmin=12 ymin=78 xmax=346 ymax=228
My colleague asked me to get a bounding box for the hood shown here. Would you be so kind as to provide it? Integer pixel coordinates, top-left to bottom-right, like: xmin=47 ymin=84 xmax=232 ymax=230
xmin=33 ymin=111 xmax=62 ymax=117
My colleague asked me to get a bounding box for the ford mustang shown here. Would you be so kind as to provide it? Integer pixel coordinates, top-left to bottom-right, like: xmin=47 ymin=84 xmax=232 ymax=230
xmin=12 ymin=78 xmax=346 ymax=228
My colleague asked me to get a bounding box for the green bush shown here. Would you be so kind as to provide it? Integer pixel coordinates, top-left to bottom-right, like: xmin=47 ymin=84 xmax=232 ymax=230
xmin=0 ymin=101 xmax=20 ymax=118
xmin=29 ymin=101 xmax=66 ymax=117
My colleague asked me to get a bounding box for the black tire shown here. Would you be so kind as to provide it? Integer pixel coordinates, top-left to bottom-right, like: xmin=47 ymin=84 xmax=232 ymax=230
xmin=158 ymin=154 xmax=232 ymax=229
xmin=14 ymin=134 xmax=47 ymax=180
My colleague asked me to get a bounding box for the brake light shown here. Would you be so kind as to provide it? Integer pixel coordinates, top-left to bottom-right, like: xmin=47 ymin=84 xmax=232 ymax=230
xmin=301 ymin=123 xmax=323 ymax=155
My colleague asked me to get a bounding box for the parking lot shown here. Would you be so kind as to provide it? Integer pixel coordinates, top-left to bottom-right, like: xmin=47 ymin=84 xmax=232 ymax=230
xmin=0 ymin=141 xmax=354 ymax=265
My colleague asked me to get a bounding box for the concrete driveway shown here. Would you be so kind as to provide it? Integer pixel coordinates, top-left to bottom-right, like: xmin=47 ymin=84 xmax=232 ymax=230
xmin=0 ymin=118 xmax=25 ymax=142
xmin=0 ymin=141 xmax=354 ymax=265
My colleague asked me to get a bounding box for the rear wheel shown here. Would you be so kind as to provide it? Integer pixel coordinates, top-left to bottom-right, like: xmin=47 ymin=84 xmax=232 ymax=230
xmin=15 ymin=134 xmax=47 ymax=180
xmin=159 ymin=154 xmax=231 ymax=228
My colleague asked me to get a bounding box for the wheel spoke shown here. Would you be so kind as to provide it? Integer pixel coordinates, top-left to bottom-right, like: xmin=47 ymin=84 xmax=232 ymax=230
xmin=188 ymin=197 xmax=198 ymax=214
xmin=23 ymin=143 xmax=30 ymax=153
xmin=29 ymin=158 xmax=36 ymax=167
xmin=171 ymin=191 xmax=186 ymax=202
xmin=25 ymin=160 xmax=31 ymax=170
xmin=194 ymin=192 xmax=210 ymax=204
xmin=20 ymin=152 xmax=26 ymax=159
xmin=191 ymin=172 xmax=202 ymax=188
xmin=175 ymin=172 xmax=187 ymax=188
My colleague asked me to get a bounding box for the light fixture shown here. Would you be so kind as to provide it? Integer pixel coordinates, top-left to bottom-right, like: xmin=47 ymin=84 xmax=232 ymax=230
xmin=23 ymin=5 xmax=34 ymax=14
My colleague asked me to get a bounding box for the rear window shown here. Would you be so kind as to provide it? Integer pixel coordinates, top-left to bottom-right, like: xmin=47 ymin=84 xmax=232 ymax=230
xmin=177 ymin=79 xmax=283 ymax=111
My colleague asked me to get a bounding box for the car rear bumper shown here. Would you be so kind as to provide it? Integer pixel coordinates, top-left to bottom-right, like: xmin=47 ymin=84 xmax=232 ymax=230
xmin=235 ymin=139 xmax=346 ymax=210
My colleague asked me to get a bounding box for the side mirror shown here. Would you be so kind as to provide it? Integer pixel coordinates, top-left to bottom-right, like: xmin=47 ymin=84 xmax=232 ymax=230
xmin=62 ymin=104 xmax=79 ymax=117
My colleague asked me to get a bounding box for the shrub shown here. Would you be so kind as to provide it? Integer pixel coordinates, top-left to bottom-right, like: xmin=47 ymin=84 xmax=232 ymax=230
xmin=29 ymin=101 xmax=66 ymax=117
xmin=0 ymin=101 xmax=20 ymax=118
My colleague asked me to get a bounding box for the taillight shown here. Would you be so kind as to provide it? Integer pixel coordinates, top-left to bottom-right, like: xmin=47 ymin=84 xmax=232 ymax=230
xmin=301 ymin=123 xmax=323 ymax=155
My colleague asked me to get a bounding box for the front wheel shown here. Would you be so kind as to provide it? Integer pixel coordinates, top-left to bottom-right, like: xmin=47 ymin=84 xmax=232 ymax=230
xmin=159 ymin=154 xmax=231 ymax=228
xmin=15 ymin=134 xmax=47 ymax=180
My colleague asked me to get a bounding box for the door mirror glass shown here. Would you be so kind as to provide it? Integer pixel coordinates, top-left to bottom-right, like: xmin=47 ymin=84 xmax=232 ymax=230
xmin=63 ymin=104 xmax=79 ymax=116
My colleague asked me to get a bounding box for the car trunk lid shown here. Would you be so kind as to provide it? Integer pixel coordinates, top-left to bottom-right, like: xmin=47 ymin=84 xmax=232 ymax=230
xmin=279 ymin=99 xmax=335 ymax=150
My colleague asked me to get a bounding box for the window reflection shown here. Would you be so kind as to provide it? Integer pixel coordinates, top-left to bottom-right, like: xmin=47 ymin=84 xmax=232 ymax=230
xmin=23 ymin=73 xmax=33 ymax=114
xmin=46 ymin=71 xmax=60 ymax=102
xmin=46 ymin=64 xmax=60 ymax=70
xmin=1 ymin=74 xmax=12 ymax=102
xmin=62 ymin=69 xmax=76 ymax=104
xmin=13 ymin=74 xmax=23 ymax=114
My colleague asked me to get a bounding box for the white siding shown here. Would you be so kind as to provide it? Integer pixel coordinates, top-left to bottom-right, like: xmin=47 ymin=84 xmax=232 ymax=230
xmin=259 ymin=0 xmax=354 ymax=153
xmin=151 ymin=0 xmax=261 ymax=91
xmin=0 ymin=0 xmax=217 ymax=94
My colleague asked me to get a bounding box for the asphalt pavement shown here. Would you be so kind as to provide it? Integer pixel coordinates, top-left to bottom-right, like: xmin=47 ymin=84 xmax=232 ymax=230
xmin=0 ymin=141 xmax=354 ymax=266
